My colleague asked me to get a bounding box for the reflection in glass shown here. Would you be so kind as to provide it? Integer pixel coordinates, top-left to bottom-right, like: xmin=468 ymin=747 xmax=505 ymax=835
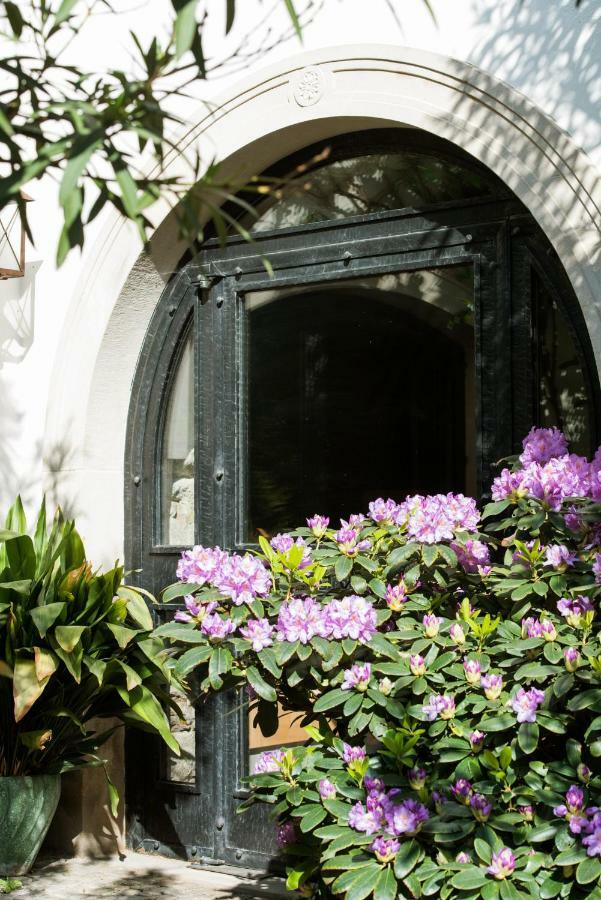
xmin=161 ymin=333 xmax=194 ymax=545
xmin=533 ymin=269 xmax=592 ymax=457
xmin=253 ymin=149 xmax=495 ymax=233
xmin=245 ymin=266 xmax=475 ymax=541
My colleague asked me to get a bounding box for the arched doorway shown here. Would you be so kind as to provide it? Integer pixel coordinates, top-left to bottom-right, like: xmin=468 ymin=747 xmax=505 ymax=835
xmin=124 ymin=129 xmax=599 ymax=868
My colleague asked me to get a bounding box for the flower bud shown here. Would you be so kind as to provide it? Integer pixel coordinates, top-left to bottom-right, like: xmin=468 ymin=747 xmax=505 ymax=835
xmin=564 ymin=647 xmax=580 ymax=672
xmin=410 ymin=654 xmax=426 ymax=676
xmin=449 ymin=623 xmax=466 ymax=645
xmin=578 ymin=764 xmax=591 ymax=784
xmin=469 ymin=730 xmax=485 ymax=753
xmin=481 ymin=673 xmax=503 ymax=700
xmin=456 ymin=852 xmax=471 ymax=864
xmin=378 ymin=677 xmax=393 ymax=696
xmin=423 ymin=614 xmax=442 ymax=638
xmin=407 ymin=767 xmax=427 ymax=790
xmin=463 ymin=658 xmax=481 ymax=685
xmin=519 ymin=805 xmax=534 ymax=822
xmin=541 ymin=619 xmax=557 ymax=642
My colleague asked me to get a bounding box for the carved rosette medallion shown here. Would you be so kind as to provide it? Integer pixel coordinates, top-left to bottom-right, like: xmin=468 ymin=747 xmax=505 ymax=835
xmin=291 ymin=66 xmax=327 ymax=107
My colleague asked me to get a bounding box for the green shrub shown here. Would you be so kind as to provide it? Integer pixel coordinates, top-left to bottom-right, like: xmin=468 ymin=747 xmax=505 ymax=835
xmin=0 ymin=497 xmax=179 ymax=801
xmin=159 ymin=429 xmax=601 ymax=898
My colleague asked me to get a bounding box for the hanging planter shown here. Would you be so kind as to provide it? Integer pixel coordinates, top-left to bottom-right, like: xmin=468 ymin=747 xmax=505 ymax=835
xmin=0 ymin=775 xmax=61 ymax=876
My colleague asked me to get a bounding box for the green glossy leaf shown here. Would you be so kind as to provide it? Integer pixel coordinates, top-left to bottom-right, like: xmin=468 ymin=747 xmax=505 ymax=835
xmin=314 ymin=688 xmax=348 ymax=713
xmin=55 ymin=625 xmax=85 ymax=653
xmin=246 ymin=665 xmax=276 ymax=702
xmin=30 ymin=602 xmax=66 ymax=638
xmin=335 ymin=555 xmax=353 ymax=582
xmin=393 ymin=839 xmax=420 ymax=878
xmin=518 ymin=722 xmax=539 ymax=754
xmin=374 ymin=866 xmax=397 ymax=900
xmin=450 ymin=867 xmax=488 ymax=889
xmin=576 ymin=856 xmax=601 ymax=885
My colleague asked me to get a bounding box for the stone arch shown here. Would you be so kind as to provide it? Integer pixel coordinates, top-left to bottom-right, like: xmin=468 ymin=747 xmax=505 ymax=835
xmin=44 ymin=44 xmax=601 ymax=561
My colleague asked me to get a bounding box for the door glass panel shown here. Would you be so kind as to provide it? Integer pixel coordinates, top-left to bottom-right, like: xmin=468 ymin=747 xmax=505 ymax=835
xmin=244 ymin=265 xmax=475 ymax=542
xmin=532 ymin=269 xmax=593 ymax=457
xmin=161 ymin=332 xmax=195 ymax=545
xmin=252 ymin=149 xmax=496 ymax=233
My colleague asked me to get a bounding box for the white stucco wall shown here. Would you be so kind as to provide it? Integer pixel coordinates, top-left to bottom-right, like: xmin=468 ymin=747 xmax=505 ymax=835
xmin=0 ymin=0 xmax=599 ymax=564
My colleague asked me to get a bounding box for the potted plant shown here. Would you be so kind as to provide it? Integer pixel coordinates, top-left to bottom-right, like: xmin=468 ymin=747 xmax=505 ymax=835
xmin=0 ymin=498 xmax=180 ymax=877
xmin=157 ymin=427 xmax=601 ymax=898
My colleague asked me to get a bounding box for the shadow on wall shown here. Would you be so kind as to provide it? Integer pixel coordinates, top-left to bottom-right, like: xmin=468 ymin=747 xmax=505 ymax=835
xmin=469 ymin=0 xmax=601 ymax=149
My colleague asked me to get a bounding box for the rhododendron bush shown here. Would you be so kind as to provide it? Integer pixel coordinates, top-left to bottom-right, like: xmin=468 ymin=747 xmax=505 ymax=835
xmin=156 ymin=428 xmax=601 ymax=899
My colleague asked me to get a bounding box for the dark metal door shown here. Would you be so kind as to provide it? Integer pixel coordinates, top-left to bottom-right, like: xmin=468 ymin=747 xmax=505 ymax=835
xmin=125 ymin=197 xmax=593 ymax=868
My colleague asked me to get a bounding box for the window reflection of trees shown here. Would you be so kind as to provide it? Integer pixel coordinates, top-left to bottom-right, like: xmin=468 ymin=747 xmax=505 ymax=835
xmin=252 ymin=151 xmax=496 ymax=232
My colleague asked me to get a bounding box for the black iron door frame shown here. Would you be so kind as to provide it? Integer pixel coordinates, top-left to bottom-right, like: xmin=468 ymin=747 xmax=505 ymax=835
xmin=125 ymin=194 xmax=557 ymax=868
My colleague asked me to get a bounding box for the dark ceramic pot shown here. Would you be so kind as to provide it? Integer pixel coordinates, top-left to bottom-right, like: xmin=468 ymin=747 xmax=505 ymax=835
xmin=0 ymin=775 xmax=61 ymax=876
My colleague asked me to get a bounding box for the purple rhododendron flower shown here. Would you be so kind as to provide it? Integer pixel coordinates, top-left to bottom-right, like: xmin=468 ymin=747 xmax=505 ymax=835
xmin=176 ymin=545 xmax=227 ymax=585
xmin=522 ymin=616 xmax=543 ymax=639
xmin=306 ymin=514 xmax=329 ymax=537
xmin=240 ymin=617 xmax=274 ymax=651
xmin=255 ymin=749 xmax=285 ymax=773
xmin=520 ymin=426 xmax=568 ymax=466
xmin=370 ymin=836 xmax=400 ymax=863
xmin=276 ymin=820 xmax=296 ymax=848
xmin=325 ymin=595 xmax=377 ymax=643
xmin=318 ymin=779 xmax=336 ymax=799
xmin=487 ymin=848 xmax=516 ymax=880
xmin=385 ymin=580 xmax=409 ymax=611
xmin=396 ymin=493 xmax=479 ymax=544
xmin=348 ymin=800 xmax=383 ymax=835
xmin=384 ymin=797 xmax=430 ymax=836
xmin=174 ymin=594 xmax=203 ymax=623
xmin=276 ymin=596 xmax=330 ymax=644
xmin=492 ymin=447 xmax=593 ymax=510
xmin=557 ymin=595 xmax=594 ymax=627
xmin=341 ymin=514 xmax=366 ymax=528
xmin=583 ymin=812 xmax=601 ymax=857
xmin=214 ymin=553 xmax=271 ymax=605
xmin=368 ymin=497 xmax=401 ymax=524
xmin=334 ymin=527 xmax=371 ymax=557
xmin=519 ymin=805 xmax=535 ymax=821
xmin=270 ymin=533 xmax=311 ymax=568
xmin=510 ymin=687 xmax=545 ymax=723
xmin=481 ymin=673 xmax=503 ymax=700
xmin=423 ymin=694 xmax=455 ymax=721
xmin=545 ymin=544 xmax=577 ymax=569
xmin=342 ymin=744 xmax=366 ymax=764
xmin=200 ymin=613 xmax=236 ymax=641
xmin=456 ymin=852 xmax=471 ymax=864
xmin=341 ymin=663 xmax=371 ymax=692
xmin=451 ymin=539 xmax=491 ymax=574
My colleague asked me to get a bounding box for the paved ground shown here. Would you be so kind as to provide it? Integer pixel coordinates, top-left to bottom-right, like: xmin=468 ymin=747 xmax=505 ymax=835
xmin=6 ymin=854 xmax=291 ymax=899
